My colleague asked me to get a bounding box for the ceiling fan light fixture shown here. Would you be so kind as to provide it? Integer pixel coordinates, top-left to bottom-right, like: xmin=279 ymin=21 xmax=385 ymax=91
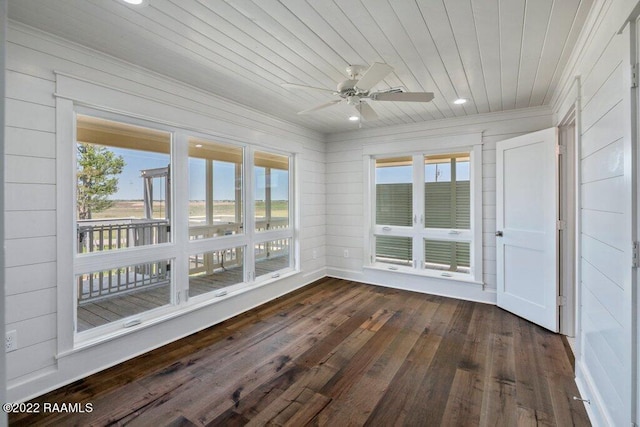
xmin=349 ymin=115 xmax=360 ymax=121
xmin=454 ymin=98 xmax=468 ymax=105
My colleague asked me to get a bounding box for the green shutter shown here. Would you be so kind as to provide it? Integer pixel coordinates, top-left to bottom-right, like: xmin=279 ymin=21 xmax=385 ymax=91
xmin=376 ymin=183 xmax=412 ymax=226
xmin=424 ymin=240 xmax=470 ymax=272
xmin=376 ymin=236 xmax=412 ymax=265
xmin=424 ymin=181 xmax=470 ymax=229
xmin=455 ymin=181 xmax=470 ymax=229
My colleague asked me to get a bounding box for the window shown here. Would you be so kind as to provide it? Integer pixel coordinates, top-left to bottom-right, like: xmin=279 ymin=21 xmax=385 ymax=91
xmin=76 ymin=115 xmax=171 ymax=253
xmin=375 ymin=157 xmax=412 ymax=227
xmin=253 ymin=151 xmax=293 ymax=274
xmin=77 ymin=260 xmax=172 ymax=332
xmin=189 ymin=247 xmax=245 ymax=298
xmin=254 ymin=151 xmax=290 ymax=231
xmin=255 ymin=238 xmax=291 ymax=278
xmin=71 ymin=111 xmax=296 ymax=339
xmin=370 ymin=148 xmax=481 ymax=282
xmin=423 ymin=153 xmax=471 ymax=273
xmin=75 ymin=115 xmax=174 ymax=332
xmin=188 ymin=138 xmax=243 ymax=240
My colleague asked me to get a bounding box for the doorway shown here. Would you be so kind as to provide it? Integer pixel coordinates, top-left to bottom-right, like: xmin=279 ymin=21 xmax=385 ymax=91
xmin=494 ymin=122 xmax=576 ymax=336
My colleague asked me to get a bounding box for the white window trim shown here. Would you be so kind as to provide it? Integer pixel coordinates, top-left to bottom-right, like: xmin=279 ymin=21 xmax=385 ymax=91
xmin=56 ymin=92 xmax=298 ymax=353
xmin=363 ymin=139 xmax=483 ymax=285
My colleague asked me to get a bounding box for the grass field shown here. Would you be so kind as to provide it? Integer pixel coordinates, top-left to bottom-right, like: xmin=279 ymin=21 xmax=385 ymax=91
xmin=90 ymin=200 xmax=289 ymax=220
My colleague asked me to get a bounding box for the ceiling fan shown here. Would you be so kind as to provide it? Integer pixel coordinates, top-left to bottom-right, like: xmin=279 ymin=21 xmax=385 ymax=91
xmin=281 ymin=63 xmax=434 ymax=121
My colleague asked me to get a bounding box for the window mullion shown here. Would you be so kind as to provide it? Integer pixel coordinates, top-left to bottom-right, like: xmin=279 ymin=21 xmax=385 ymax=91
xmin=245 ymin=147 xmax=256 ymax=281
xmin=173 ymin=132 xmax=189 ymax=305
xmin=289 ymin=155 xmax=296 ymax=269
xmin=450 ymin=157 xmax=457 ymax=271
xmin=470 ymin=145 xmax=483 ymax=281
xmin=412 ymin=155 xmax=425 ymax=269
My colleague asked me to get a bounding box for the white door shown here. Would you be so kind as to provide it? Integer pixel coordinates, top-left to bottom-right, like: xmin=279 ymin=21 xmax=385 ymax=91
xmin=496 ymin=127 xmax=559 ymax=332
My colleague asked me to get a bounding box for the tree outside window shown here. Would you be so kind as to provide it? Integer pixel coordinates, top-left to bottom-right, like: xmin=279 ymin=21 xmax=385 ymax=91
xmin=76 ymin=143 xmax=125 ymax=220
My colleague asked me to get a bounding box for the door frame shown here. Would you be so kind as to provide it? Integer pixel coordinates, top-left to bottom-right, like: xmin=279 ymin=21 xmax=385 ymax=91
xmin=558 ymin=105 xmax=579 ymax=339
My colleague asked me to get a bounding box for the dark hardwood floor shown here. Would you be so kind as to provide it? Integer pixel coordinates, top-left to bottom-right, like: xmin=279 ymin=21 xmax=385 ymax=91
xmin=10 ymin=277 xmax=590 ymax=426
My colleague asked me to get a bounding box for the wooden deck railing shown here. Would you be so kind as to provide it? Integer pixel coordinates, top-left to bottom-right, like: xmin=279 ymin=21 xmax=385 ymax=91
xmin=77 ymin=218 xmax=169 ymax=253
xmin=77 ymin=217 xmax=290 ymax=303
xmin=188 ymin=217 xmax=288 ymax=240
xmin=77 ymin=218 xmax=171 ymax=303
xmin=78 ymin=260 xmax=170 ymax=304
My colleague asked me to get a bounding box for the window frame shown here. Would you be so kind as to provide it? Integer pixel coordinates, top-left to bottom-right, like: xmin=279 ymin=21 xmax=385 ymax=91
xmin=59 ymin=105 xmax=298 ymax=349
xmin=364 ymin=141 xmax=483 ymax=284
xmin=71 ymin=108 xmax=182 ymax=343
xmin=250 ymin=148 xmax=296 ymax=282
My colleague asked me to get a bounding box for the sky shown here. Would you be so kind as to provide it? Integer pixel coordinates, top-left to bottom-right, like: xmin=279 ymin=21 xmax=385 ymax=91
xmin=104 ymin=147 xmax=289 ymax=201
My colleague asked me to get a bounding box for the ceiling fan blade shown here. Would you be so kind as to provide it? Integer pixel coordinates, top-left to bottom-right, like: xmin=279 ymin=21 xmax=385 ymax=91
xmin=355 ymin=63 xmax=393 ymax=91
xmin=373 ymin=92 xmax=435 ymax=102
xmin=297 ymin=99 xmax=342 ymax=115
xmin=357 ymin=102 xmax=378 ymax=121
xmin=282 ymin=83 xmax=335 ymax=93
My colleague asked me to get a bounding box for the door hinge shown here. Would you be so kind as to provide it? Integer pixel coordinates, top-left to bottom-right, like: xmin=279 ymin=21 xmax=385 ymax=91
xmin=557 ymin=295 xmax=567 ymax=306
xmin=632 ymin=63 xmax=639 ymax=88
xmin=555 ymin=145 xmax=567 ymax=156
xmin=557 ymin=220 xmax=566 ymax=230
xmin=633 ymin=241 xmax=640 ymax=267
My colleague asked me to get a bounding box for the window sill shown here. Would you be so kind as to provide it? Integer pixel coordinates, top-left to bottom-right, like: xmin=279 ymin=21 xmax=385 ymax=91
xmin=364 ymin=263 xmax=483 ymax=286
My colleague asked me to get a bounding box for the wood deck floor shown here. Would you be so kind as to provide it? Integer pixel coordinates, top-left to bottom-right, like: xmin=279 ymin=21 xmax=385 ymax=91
xmin=77 ymin=256 xmax=290 ymax=332
xmin=16 ymin=277 xmax=589 ymax=426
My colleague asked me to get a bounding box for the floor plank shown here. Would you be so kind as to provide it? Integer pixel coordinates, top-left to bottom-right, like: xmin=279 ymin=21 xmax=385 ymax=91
xmin=10 ymin=278 xmax=591 ymax=426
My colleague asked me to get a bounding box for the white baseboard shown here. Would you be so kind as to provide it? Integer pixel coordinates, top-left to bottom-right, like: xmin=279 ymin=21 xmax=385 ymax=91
xmin=326 ymin=267 xmax=496 ymax=304
xmin=575 ymin=359 xmax=612 ymax=427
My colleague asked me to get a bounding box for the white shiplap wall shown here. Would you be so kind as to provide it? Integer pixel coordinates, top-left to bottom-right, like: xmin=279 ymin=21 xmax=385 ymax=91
xmin=552 ymin=0 xmax=637 ymax=425
xmin=5 ymin=22 xmax=325 ymax=402
xmin=1 ymin=2 xmax=8 ymax=424
xmin=325 ymin=107 xmax=553 ymax=301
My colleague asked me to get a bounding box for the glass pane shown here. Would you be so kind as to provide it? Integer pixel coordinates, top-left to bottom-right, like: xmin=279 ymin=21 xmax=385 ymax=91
xmin=376 ymin=157 xmax=412 ymax=226
xmin=188 ymin=138 xmax=243 ymax=240
xmin=424 ymin=239 xmax=470 ymax=273
xmin=76 ymin=259 xmax=171 ymax=332
xmin=375 ymin=236 xmax=412 ymax=266
xmin=424 ymin=153 xmax=470 ymax=229
xmin=255 ymin=152 xmax=290 ymax=231
xmin=76 ymin=115 xmax=171 ymax=254
xmin=255 ymin=238 xmax=291 ymax=277
xmin=189 ymin=247 xmax=244 ymax=297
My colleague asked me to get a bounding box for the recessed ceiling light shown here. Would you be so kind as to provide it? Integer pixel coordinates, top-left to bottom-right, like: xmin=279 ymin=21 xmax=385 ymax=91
xmin=195 ymin=144 xmax=203 ymax=148
xmin=454 ymin=98 xmax=468 ymax=105
xmin=121 ymin=0 xmax=148 ymax=5
xmin=349 ymin=115 xmax=360 ymax=121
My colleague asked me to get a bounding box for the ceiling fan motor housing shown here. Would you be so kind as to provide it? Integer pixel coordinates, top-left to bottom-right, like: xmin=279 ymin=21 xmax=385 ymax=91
xmin=337 ymin=79 xmax=362 ymax=97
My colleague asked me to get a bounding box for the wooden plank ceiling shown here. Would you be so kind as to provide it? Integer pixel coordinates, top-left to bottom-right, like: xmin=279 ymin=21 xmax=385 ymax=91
xmin=8 ymin=0 xmax=594 ymax=133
